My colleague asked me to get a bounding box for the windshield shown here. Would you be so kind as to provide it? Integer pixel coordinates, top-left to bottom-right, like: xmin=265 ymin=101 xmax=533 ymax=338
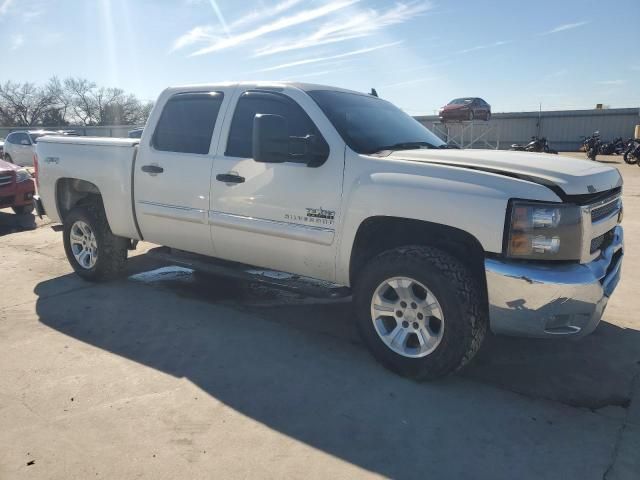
xmin=450 ymin=98 xmax=473 ymax=105
xmin=307 ymin=90 xmax=445 ymax=154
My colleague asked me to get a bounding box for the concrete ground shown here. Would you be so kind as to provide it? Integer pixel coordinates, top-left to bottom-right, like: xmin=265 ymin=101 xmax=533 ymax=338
xmin=1 ymin=153 xmax=639 ymax=479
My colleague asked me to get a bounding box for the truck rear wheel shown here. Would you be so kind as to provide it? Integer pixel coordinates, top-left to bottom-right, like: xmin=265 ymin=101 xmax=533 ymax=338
xmin=353 ymin=246 xmax=487 ymax=380
xmin=63 ymin=204 xmax=128 ymax=282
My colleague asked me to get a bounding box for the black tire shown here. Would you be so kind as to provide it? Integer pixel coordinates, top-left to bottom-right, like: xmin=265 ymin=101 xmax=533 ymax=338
xmin=587 ymin=148 xmax=597 ymax=161
xmin=4 ymin=154 xmax=12 ymax=163
xmin=63 ymin=203 xmax=128 ymax=282
xmin=624 ymin=150 xmax=637 ymax=165
xmin=468 ymin=110 xmax=474 ymax=121
xmin=12 ymin=204 xmax=34 ymax=215
xmin=485 ymin=111 xmax=491 ymax=121
xmin=353 ymin=246 xmax=488 ymax=380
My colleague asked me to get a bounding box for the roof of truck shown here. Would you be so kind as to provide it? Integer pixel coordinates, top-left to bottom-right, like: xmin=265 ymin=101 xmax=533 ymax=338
xmin=164 ymin=81 xmax=370 ymax=97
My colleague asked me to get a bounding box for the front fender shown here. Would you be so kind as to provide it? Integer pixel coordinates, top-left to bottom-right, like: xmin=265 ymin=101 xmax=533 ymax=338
xmin=335 ymin=155 xmax=561 ymax=286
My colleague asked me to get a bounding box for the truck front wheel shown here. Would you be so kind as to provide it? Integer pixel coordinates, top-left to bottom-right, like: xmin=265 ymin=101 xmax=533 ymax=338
xmin=63 ymin=204 xmax=128 ymax=282
xmin=353 ymin=246 xmax=487 ymax=380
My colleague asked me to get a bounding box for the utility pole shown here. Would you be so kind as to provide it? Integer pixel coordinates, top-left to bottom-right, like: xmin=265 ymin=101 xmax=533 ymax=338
xmin=536 ymin=102 xmax=542 ymax=138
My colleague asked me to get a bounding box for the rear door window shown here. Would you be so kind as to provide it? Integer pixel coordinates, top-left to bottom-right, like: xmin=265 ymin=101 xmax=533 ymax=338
xmin=152 ymin=92 xmax=224 ymax=155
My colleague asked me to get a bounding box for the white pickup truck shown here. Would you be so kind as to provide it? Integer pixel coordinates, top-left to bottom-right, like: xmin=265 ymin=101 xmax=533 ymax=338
xmin=33 ymin=82 xmax=624 ymax=379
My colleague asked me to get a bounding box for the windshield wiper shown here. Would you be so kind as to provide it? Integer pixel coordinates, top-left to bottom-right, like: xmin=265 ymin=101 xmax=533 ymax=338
xmin=369 ymin=141 xmax=438 ymax=153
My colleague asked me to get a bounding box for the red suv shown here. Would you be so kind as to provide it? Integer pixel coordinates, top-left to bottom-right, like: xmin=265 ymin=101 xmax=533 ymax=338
xmin=0 ymin=158 xmax=35 ymax=214
xmin=439 ymin=97 xmax=491 ymax=122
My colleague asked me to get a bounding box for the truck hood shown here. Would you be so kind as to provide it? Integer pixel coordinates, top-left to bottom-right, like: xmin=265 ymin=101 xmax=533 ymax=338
xmin=388 ymin=149 xmax=622 ymax=197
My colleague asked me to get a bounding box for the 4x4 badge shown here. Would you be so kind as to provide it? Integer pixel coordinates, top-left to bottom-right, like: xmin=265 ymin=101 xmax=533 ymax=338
xmin=305 ymin=207 xmax=335 ymax=220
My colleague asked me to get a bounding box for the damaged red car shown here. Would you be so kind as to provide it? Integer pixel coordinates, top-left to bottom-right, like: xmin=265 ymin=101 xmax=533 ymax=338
xmin=0 ymin=158 xmax=35 ymax=214
xmin=439 ymin=97 xmax=491 ymax=122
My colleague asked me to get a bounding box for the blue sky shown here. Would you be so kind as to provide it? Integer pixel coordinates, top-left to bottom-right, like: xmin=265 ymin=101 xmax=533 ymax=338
xmin=1 ymin=0 xmax=638 ymax=114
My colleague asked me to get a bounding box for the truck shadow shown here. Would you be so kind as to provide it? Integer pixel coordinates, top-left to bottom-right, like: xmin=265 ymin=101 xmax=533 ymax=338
xmin=33 ymin=258 xmax=640 ymax=478
xmin=0 ymin=209 xmax=37 ymax=236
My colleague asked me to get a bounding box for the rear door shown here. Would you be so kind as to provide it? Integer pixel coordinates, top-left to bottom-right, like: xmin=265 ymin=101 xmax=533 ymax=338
xmin=134 ymin=88 xmax=233 ymax=255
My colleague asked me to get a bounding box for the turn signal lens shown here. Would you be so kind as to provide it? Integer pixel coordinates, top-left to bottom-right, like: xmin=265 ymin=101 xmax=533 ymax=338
xmin=509 ymin=233 xmax=531 ymax=255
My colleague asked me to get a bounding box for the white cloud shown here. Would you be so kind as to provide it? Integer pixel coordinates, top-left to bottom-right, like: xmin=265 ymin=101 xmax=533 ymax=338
xmin=539 ymin=21 xmax=589 ymax=35
xmin=172 ymin=0 xmax=357 ymax=56
xmin=0 ymin=0 xmax=13 ymax=15
xmin=23 ymin=8 xmax=45 ymax=21
xmin=255 ymin=41 xmax=402 ymax=72
xmin=229 ymin=0 xmax=303 ymax=30
xmin=254 ymin=1 xmax=432 ymax=57
xmin=171 ymin=25 xmax=216 ymax=52
xmin=10 ymin=33 xmax=23 ymax=50
xmin=455 ymin=40 xmax=510 ymax=55
xmin=596 ymin=80 xmax=626 ymax=86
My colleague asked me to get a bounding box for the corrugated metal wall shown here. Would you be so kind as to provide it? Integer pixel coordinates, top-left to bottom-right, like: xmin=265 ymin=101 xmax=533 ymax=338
xmin=1 ymin=108 xmax=638 ymax=152
xmin=415 ymin=108 xmax=640 ymax=151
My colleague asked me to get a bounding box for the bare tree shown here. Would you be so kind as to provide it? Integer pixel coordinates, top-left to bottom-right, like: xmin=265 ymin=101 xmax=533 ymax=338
xmin=44 ymin=76 xmax=70 ymax=125
xmin=63 ymin=77 xmax=98 ymax=125
xmin=0 ymin=81 xmax=58 ymax=126
xmin=0 ymin=77 xmax=154 ymax=127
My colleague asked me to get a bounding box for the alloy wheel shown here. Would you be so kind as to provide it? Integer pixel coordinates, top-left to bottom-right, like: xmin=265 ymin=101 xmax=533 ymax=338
xmin=370 ymin=276 xmax=445 ymax=358
xmin=69 ymin=220 xmax=98 ymax=269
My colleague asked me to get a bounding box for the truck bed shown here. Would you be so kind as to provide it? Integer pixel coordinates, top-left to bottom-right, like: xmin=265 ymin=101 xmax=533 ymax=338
xmin=36 ymin=135 xmax=141 ymax=239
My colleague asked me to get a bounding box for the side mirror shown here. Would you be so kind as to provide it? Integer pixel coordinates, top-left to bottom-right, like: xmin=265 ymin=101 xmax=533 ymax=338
xmin=299 ymin=134 xmax=330 ymax=167
xmin=252 ymin=114 xmax=288 ymax=164
xmin=252 ymin=113 xmax=330 ymax=167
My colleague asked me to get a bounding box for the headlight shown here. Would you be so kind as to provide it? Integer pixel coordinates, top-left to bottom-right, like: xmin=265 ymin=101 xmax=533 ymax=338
xmin=506 ymin=200 xmax=582 ymax=260
xmin=15 ymin=169 xmax=32 ymax=183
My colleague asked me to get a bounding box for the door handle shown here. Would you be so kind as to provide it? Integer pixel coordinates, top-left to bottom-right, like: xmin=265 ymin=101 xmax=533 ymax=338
xmin=141 ymin=165 xmax=164 ymax=174
xmin=216 ymin=173 xmax=245 ymax=184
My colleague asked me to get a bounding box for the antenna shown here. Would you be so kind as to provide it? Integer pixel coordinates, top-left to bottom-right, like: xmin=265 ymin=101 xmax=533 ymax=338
xmin=370 ymin=88 xmax=378 ymax=97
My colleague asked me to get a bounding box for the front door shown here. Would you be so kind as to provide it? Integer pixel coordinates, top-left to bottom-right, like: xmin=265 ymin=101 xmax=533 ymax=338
xmin=209 ymin=88 xmax=345 ymax=281
xmin=134 ymin=88 xmax=234 ymax=256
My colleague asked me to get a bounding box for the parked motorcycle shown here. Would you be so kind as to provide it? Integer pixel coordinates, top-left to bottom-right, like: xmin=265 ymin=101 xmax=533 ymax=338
xmin=582 ymin=132 xmax=601 ymax=160
xmin=599 ymin=137 xmax=626 ymax=155
xmin=510 ymin=136 xmax=558 ymax=154
xmin=625 ymin=138 xmax=640 ymax=165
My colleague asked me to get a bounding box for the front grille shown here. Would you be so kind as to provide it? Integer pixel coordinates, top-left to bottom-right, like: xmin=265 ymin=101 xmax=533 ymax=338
xmin=590 ymin=229 xmax=614 ymax=253
xmin=0 ymin=173 xmax=14 ymax=187
xmin=582 ymin=192 xmax=622 ymax=262
xmin=0 ymin=195 xmax=15 ymax=207
xmin=591 ymin=197 xmax=621 ymax=222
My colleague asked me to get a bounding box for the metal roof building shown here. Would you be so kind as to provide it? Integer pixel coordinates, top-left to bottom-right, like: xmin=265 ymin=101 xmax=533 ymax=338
xmin=415 ymin=107 xmax=640 ymax=151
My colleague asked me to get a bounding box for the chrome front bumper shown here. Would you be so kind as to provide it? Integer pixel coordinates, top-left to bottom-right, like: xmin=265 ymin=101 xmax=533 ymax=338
xmin=485 ymin=226 xmax=623 ymax=337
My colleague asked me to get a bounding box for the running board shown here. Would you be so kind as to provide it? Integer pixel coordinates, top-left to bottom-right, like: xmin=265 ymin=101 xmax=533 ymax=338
xmin=146 ymin=247 xmax=351 ymax=299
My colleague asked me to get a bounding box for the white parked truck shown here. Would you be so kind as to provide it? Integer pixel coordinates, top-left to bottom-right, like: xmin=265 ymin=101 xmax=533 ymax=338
xmin=33 ymin=82 xmax=624 ymax=379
